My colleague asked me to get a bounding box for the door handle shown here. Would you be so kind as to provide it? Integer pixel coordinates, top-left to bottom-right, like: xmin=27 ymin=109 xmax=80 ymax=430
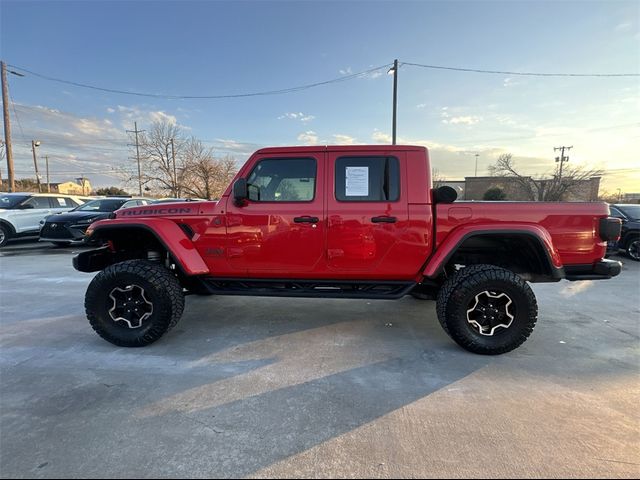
xmin=371 ymin=216 xmax=397 ymax=223
xmin=294 ymin=216 xmax=319 ymax=224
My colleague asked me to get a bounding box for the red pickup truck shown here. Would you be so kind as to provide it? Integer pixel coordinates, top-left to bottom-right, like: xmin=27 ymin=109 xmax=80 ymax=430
xmin=74 ymin=145 xmax=622 ymax=354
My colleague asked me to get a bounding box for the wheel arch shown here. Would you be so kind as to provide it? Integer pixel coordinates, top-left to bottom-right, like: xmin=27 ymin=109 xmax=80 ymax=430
xmin=0 ymin=219 xmax=16 ymax=236
xmin=80 ymin=219 xmax=209 ymax=276
xmin=423 ymin=225 xmax=564 ymax=282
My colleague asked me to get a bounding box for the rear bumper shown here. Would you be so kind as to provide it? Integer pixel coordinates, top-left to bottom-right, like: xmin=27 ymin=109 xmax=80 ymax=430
xmin=564 ymin=259 xmax=622 ymax=281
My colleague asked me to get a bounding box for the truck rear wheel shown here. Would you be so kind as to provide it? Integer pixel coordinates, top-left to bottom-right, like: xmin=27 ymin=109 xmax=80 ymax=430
xmin=437 ymin=265 xmax=537 ymax=355
xmin=85 ymin=260 xmax=185 ymax=347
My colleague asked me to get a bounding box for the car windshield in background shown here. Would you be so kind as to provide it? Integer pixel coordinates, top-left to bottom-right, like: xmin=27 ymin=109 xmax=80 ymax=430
xmin=76 ymin=199 xmax=126 ymax=212
xmin=0 ymin=194 xmax=30 ymax=209
xmin=619 ymin=205 xmax=640 ymax=220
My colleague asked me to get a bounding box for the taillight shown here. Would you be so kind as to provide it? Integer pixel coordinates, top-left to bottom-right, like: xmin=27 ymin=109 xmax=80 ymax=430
xmin=599 ymin=217 xmax=621 ymax=242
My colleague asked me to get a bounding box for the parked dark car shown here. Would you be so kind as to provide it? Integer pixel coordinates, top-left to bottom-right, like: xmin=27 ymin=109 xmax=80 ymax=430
xmin=39 ymin=197 xmax=153 ymax=246
xmin=608 ymin=204 xmax=640 ymax=261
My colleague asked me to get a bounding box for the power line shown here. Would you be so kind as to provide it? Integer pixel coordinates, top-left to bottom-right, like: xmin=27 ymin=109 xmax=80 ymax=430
xmin=8 ymin=90 xmax=26 ymax=141
xmin=6 ymin=63 xmax=392 ymax=100
xmin=402 ymin=61 xmax=640 ymax=77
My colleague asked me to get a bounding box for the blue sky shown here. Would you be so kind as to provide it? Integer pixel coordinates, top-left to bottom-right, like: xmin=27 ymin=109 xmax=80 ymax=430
xmin=1 ymin=0 xmax=638 ymax=191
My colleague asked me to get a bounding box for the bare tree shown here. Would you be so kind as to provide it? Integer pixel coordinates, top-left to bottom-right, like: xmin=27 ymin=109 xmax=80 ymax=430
xmin=134 ymin=120 xmax=186 ymax=197
xmin=180 ymin=138 xmax=238 ymax=199
xmin=489 ymin=153 xmax=603 ymax=201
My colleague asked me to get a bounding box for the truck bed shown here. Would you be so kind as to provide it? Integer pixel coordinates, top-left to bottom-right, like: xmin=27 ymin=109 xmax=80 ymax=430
xmin=435 ymin=201 xmax=610 ymax=267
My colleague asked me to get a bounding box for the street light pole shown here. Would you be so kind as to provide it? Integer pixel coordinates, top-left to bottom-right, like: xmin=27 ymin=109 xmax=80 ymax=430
xmin=31 ymin=140 xmax=42 ymax=193
xmin=45 ymin=156 xmax=50 ymax=192
xmin=388 ymin=59 xmax=399 ymax=145
xmin=474 ymin=153 xmax=479 ymax=177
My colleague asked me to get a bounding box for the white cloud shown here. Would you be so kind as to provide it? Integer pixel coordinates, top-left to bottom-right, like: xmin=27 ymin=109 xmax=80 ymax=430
xmin=442 ymin=115 xmax=482 ymax=125
xmin=615 ymin=21 xmax=632 ymax=32
xmin=332 ymin=134 xmax=356 ymax=145
xmin=297 ymin=131 xmax=319 ymax=145
xmin=278 ymin=112 xmax=315 ymax=123
xmin=106 ymin=107 xmax=115 ymax=114
xmin=372 ymin=130 xmax=392 ymax=143
xmin=117 ymin=105 xmax=177 ymax=127
xmin=149 ymin=110 xmax=177 ymax=125
xmin=339 ymin=67 xmax=353 ymax=75
xmin=416 ymin=103 xmax=427 ymax=109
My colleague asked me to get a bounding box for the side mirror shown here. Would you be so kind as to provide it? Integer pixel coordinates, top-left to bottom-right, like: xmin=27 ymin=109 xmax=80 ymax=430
xmin=434 ymin=186 xmax=458 ymax=204
xmin=233 ymin=178 xmax=248 ymax=206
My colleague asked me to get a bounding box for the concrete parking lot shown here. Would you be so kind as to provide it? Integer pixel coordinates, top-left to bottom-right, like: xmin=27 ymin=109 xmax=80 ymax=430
xmin=1 ymin=240 xmax=639 ymax=478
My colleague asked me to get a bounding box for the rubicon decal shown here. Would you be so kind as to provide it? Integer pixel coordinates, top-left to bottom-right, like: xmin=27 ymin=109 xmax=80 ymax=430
xmin=119 ymin=207 xmax=193 ymax=216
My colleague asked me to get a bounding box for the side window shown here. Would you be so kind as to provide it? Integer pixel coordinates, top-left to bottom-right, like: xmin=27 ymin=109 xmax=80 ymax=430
xmin=23 ymin=197 xmax=53 ymax=209
xmin=55 ymin=197 xmax=75 ymax=208
xmin=121 ymin=200 xmax=138 ymax=209
xmin=335 ymin=156 xmax=400 ymax=202
xmin=247 ymin=158 xmax=316 ymax=202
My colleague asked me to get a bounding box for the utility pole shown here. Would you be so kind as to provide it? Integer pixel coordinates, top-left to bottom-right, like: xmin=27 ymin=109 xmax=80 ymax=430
xmin=554 ymin=146 xmax=572 ymax=182
xmin=31 ymin=140 xmax=42 ymax=193
xmin=126 ymin=122 xmax=145 ymax=196
xmin=388 ymin=59 xmax=399 ymax=145
xmin=45 ymin=155 xmax=50 ymax=192
xmin=474 ymin=153 xmax=479 ymax=177
xmin=1 ymin=61 xmax=15 ymax=192
xmin=170 ymin=137 xmax=178 ymax=197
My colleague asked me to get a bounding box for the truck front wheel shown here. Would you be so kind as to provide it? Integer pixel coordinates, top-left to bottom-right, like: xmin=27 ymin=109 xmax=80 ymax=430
xmin=84 ymin=260 xmax=185 ymax=347
xmin=437 ymin=265 xmax=538 ymax=355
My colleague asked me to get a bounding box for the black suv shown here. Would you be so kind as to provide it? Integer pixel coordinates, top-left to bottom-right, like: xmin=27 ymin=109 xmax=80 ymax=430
xmin=608 ymin=204 xmax=640 ymax=261
xmin=39 ymin=197 xmax=153 ymax=246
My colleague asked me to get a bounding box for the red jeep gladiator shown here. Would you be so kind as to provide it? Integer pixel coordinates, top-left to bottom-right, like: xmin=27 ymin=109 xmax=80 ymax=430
xmin=74 ymin=145 xmax=622 ymax=354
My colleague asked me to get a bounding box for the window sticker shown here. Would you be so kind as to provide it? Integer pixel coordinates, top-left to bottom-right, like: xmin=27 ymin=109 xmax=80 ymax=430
xmin=345 ymin=166 xmax=369 ymax=196
xmin=57 ymin=198 xmax=66 ymax=206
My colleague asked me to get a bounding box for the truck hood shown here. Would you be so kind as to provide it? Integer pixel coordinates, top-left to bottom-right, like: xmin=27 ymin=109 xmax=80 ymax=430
xmin=114 ymin=201 xmax=215 ymax=219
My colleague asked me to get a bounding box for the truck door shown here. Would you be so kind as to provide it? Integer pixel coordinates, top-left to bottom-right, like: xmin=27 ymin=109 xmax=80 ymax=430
xmin=225 ymin=153 xmax=325 ymax=275
xmin=326 ymin=152 xmax=412 ymax=277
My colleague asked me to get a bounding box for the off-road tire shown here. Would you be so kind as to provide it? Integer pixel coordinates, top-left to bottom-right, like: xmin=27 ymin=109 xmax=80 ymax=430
xmin=625 ymin=236 xmax=640 ymax=262
xmin=438 ymin=265 xmax=538 ymax=355
xmin=85 ymin=260 xmax=185 ymax=347
xmin=0 ymin=224 xmax=10 ymax=248
xmin=436 ymin=264 xmax=494 ymax=335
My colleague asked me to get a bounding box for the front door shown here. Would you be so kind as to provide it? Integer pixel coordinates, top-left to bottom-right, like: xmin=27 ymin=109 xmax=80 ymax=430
xmin=225 ymin=154 xmax=325 ymax=275
xmin=326 ymin=151 xmax=410 ymax=277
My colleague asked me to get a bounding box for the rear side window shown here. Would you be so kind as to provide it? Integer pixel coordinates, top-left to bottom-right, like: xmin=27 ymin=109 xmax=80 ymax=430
xmin=335 ymin=156 xmax=400 ymax=202
xmin=55 ymin=197 xmax=76 ymax=208
xmin=23 ymin=197 xmax=52 ymax=209
xmin=247 ymin=157 xmax=316 ymax=202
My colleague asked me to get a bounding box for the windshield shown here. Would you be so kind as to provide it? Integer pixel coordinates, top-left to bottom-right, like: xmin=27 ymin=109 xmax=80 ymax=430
xmin=75 ymin=199 xmax=126 ymax=212
xmin=619 ymin=205 xmax=640 ymax=220
xmin=0 ymin=194 xmax=30 ymax=209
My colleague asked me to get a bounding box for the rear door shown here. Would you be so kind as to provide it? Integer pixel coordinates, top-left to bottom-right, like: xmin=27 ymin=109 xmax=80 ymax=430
xmin=51 ymin=196 xmax=76 ymax=214
xmin=326 ymin=151 xmax=410 ymax=277
xmin=225 ymin=153 xmax=325 ymax=275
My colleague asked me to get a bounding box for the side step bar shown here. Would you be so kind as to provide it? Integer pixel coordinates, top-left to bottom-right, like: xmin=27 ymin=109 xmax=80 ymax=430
xmin=200 ymin=278 xmax=416 ymax=300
